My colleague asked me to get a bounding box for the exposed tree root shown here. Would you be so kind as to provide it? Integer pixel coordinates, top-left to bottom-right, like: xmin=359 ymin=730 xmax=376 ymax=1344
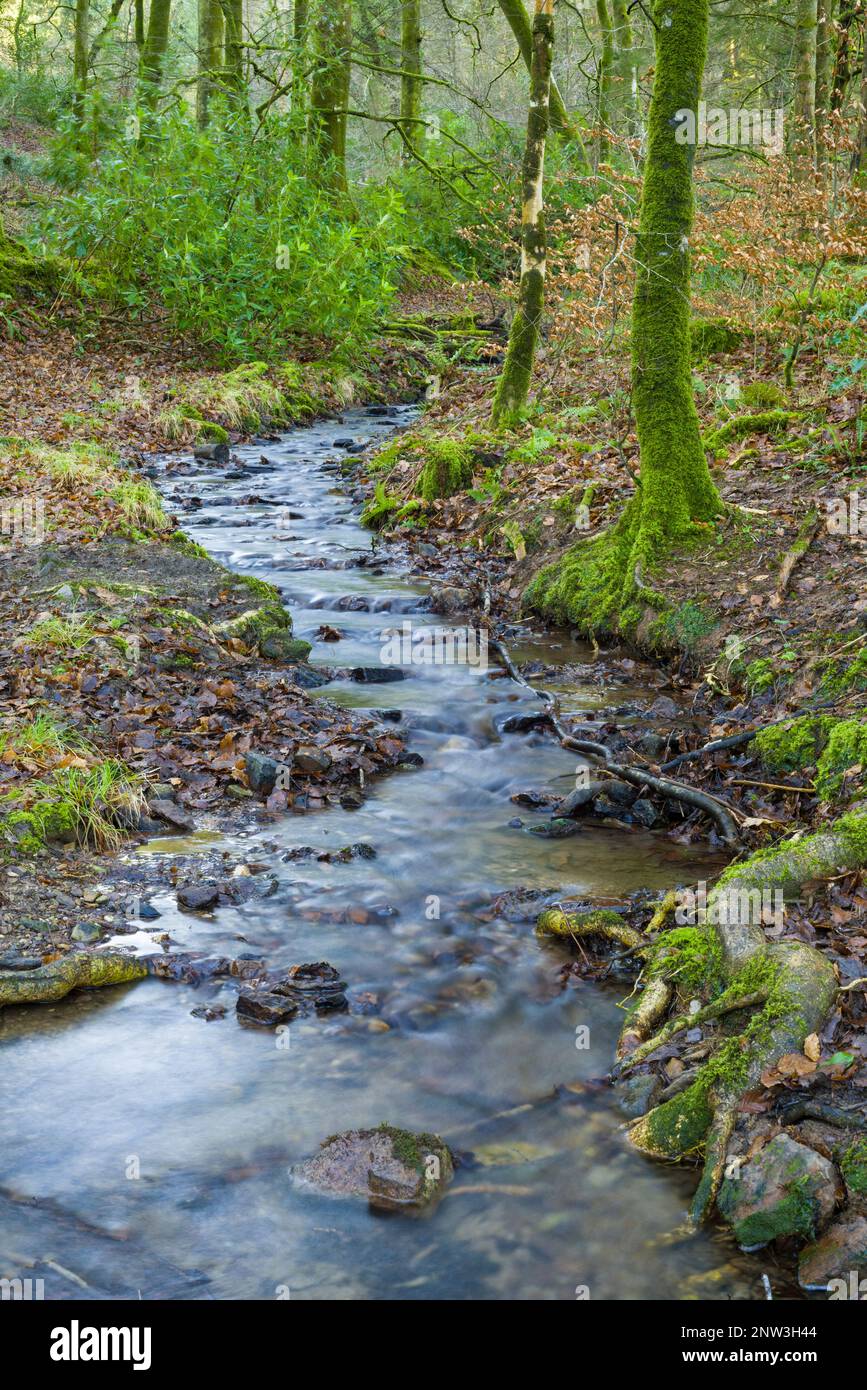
xmin=0 ymin=952 xmax=148 ymax=1007
xmin=624 ymin=815 xmax=867 ymax=1224
xmin=617 ymin=987 xmax=770 ymax=1073
xmin=491 ymin=636 xmax=740 ymax=845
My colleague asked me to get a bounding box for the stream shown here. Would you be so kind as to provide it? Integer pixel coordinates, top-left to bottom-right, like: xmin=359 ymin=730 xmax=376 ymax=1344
xmin=0 ymin=405 xmax=772 ymax=1301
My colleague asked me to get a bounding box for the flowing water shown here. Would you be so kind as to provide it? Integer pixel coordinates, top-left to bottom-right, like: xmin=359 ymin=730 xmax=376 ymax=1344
xmin=0 ymin=406 xmax=768 ymax=1301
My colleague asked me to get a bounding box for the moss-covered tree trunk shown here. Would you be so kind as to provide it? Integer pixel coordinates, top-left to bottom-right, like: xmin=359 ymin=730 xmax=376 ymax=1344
xmin=793 ymin=0 xmax=818 ymax=163
xmin=221 ymin=0 xmax=245 ymax=104
xmin=72 ymin=0 xmax=90 ymax=122
xmin=491 ymin=0 xmax=554 ymax=429
xmin=308 ymin=0 xmax=352 ymax=192
xmin=495 ymin=0 xmax=587 ymax=162
xmin=595 ymin=0 xmax=614 ymax=165
xmin=196 ymin=0 xmax=224 ymax=128
xmin=400 ymin=0 xmax=423 ymax=159
xmin=139 ymin=0 xmax=172 ymax=108
xmin=628 ymin=0 xmax=722 ymax=558
xmin=814 ymin=0 xmax=835 ymax=170
xmin=293 ymin=0 xmax=309 ymax=117
xmin=135 ymin=0 xmax=145 ymax=51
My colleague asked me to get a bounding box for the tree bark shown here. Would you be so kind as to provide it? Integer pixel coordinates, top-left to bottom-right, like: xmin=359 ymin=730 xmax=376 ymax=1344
xmin=793 ymin=0 xmax=818 ymax=163
xmin=400 ymin=0 xmax=423 ymax=159
xmin=491 ymin=0 xmax=554 ymax=428
xmin=308 ymin=0 xmax=352 ymax=192
xmin=629 ymin=0 xmax=721 ymax=556
xmin=495 ymin=0 xmax=584 ymax=155
xmin=854 ymin=14 xmax=867 ymax=177
xmin=611 ymin=0 xmax=640 ymax=136
xmin=293 ymin=0 xmax=309 ymax=116
xmin=595 ymin=0 xmax=614 ymax=164
xmin=814 ymin=0 xmax=835 ymax=169
xmin=197 ymin=0 xmax=224 ymax=128
xmin=220 ymin=0 xmax=245 ymax=103
xmin=72 ymin=0 xmax=90 ymax=122
xmin=139 ymin=0 xmax=172 ymax=107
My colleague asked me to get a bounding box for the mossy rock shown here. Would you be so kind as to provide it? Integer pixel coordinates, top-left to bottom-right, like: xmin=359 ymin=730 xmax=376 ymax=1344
xmin=718 ymin=1134 xmax=839 ymax=1248
xmin=259 ymin=633 xmax=312 ymax=663
xmin=418 ymin=439 xmax=474 ymax=502
xmin=293 ymin=1125 xmax=453 ymax=1214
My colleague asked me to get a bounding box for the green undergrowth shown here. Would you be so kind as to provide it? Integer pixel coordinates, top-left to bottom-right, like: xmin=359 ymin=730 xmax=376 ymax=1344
xmin=752 ymin=714 xmax=867 ymax=801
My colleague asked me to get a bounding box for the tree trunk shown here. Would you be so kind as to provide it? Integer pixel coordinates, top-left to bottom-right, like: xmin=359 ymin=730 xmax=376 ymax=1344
xmin=628 ymin=0 xmax=721 ymax=558
xmin=308 ymin=0 xmax=352 ymax=192
xmin=814 ymin=0 xmax=835 ymax=169
xmin=831 ymin=1 xmax=857 ymax=112
xmin=293 ymin=0 xmax=309 ymax=116
xmin=135 ymin=0 xmax=145 ymax=50
xmin=139 ymin=0 xmax=172 ymax=107
xmin=197 ymin=0 xmax=224 ymax=128
xmin=400 ymin=0 xmax=423 ymax=159
xmin=525 ymin=0 xmax=721 ymax=634
xmin=611 ymin=0 xmax=640 ymax=136
xmin=495 ymin=0 xmax=585 ymax=158
xmin=73 ymin=0 xmax=90 ymax=122
xmin=221 ymin=0 xmax=245 ymax=103
xmin=793 ymin=0 xmax=818 ymax=163
xmin=491 ymin=0 xmax=554 ymax=429
xmin=595 ymin=0 xmax=614 ymax=164
xmin=854 ymin=14 xmax=867 ymax=177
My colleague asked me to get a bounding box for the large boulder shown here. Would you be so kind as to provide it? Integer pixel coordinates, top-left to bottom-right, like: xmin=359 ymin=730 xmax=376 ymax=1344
xmin=293 ymin=1125 xmax=453 ymax=1214
xmin=718 ymin=1133 xmax=841 ymax=1248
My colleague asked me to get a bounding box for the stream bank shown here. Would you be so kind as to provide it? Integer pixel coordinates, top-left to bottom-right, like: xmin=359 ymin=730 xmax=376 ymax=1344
xmin=0 ymin=403 xmax=785 ymax=1300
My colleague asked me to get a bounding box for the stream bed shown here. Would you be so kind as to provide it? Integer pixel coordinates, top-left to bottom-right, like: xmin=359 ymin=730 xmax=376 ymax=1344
xmin=0 ymin=406 xmax=771 ymax=1300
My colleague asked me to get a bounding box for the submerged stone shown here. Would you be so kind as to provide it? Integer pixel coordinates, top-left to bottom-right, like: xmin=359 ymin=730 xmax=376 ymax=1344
xmin=293 ymin=1125 xmax=453 ymax=1214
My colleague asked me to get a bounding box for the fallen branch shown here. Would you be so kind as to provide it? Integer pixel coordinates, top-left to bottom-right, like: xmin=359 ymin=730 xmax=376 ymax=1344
xmin=491 ymin=637 xmax=740 ymax=846
xmin=776 ymin=509 xmax=819 ymax=599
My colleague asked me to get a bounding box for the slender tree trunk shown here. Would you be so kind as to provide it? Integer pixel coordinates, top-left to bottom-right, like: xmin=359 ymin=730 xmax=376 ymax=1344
xmin=495 ymin=0 xmax=586 ymax=161
xmin=629 ymin=0 xmax=721 ymax=555
xmin=595 ymin=0 xmax=614 ymax=164
xmin=400 ymin=0 xmax=423 ymax=159
xmin=814 ymin=0 xmax=835 ymax=170
xmin=221 ymin=0 xmax=244 ymax=102
xmin=793 ymin=0 xmax=818 ymax=163
xmin=139 ymin=0 xmax=172 ymax=107
xmin=134 ymin=0 xmax=145 ymax=50
xmin=196 ymin=0 xmax=224 ymax=128
xmin=293 ymin=0 xmax=309 ymax=116
xmin=73 ymin=0 xmax=90 ymax=122
xmin=491 ymin=0 xmax=554 ymax=428
xmin=308 ymin=0 xmax=351 ymax=192
xmin=853 ymin=14 xmax=867 ymax=177
xmin=831 ymin=2 xmax=857 ymax=112
xmin=611 ymin=0 xmax=640 ymax=136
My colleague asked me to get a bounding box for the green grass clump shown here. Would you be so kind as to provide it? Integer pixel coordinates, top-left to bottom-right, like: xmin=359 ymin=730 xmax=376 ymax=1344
xmin=741 ymin=381 xmax=787 ymax=408
xmin=418 ymin=439 xmax=473 ymax=502
xmin=111 ymin=479 xmax=169 ymax=533
xmin=0 ymin=712 xmax=91 ymax=765
xmin=24 ymin=612 xmax=97 ymax=655
xmin=2 ymin=760 xmax=145 ymax=851
xmin=361 ymin=482 xmax=401 ymax=529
